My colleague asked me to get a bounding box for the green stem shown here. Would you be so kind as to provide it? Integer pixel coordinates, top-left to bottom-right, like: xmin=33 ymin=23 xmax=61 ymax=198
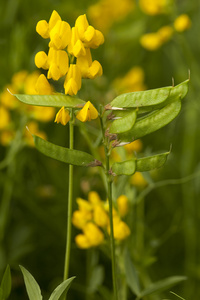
xmin=63 ymin=110 xmax=74 ymax=282
xmin=99 ymin=114 xmax=118 ymax=300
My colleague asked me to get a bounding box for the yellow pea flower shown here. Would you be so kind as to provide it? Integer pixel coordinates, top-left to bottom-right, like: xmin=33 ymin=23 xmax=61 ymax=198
xmin=88 ymin=191 xmax=102 ymax=205
xmin=76 ymin=101 xmax=98 ymax=122
xmin=75 ymin=234 xmax=91 ymax=249
xmin=11 ymin=70 xmax=28 ymax=91
xmin=83 ymin=222 xmax=104 ymax=246
xmin=124 ymin=139 xmax=143 ymax=153
xmin=1 ymin=86 xmax=19 ymax=109
xmin=47 ymin=48 xmax=69 ymax=80
xmin=35 ymin=74 xmax=53 ymax=95
xmin=76 ymin=48 xmax=103 ymax=79
xmin=77 ymin=197 xmax=93 ymax=211
xmin=75 ymin=14 xmax=89 ymax=40
xmin=130 ymin=172 xmax=148 ymax=188
xmin=117 ymin=195 xmax=129 ymax=217
xmin=30 ymin=106 xmax=55 ymax=122
xmin=36 ymin=10 xmax=61 ymax=39
xmin=139 ymin=0 xmax=168 ymax=16
xmin=174 ymin=14 xmax=191 ymax=32
xmin=157 ymin=25 xmax=173 ymax=42
xmin=35 ymin=51 xmax=49 ymax=70
xmin=140 ymin=32 xmax=162 ymax=51
xmin=67 ymin=27 xmax=86 ymax=57
xmin=113 ymin=220 xmax=131 ymax=240
xmin=93 ymin=205 xmax=109 ymax=227
xmin=64 ymin=64 xmax=82 ymax=95
xmin=54 ymin=107 xmax=70 ymax=125
xmin=72 ymin=210 xmax=92 ymax=229
xmin=0 ymin=106 xmax=10 ymax=129
xmin=49 ymin=20 xmax=72 ymax=50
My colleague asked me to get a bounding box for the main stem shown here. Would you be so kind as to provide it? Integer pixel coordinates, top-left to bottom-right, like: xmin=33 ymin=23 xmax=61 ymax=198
xmin=100 ymin=114 xmax=118 ymax=300
xmin=63 ymin=110 xmax=74 ymax=282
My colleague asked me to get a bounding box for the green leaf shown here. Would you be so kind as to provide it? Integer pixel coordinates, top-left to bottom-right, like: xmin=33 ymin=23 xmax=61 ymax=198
xmin=111 ymin=159 xmax=135 ymax=176
xmin=33 ymin=135 xmax=101 ymax=167
xmin=124 ymin=248 xmax=141 ymax=296
xmin=117 ymin=99 xmax=181 ymax=143
xmin=136 ymin=276 xmax=187 ymax=299
xmin=49 ymin=277 xmax=75 ymax=300
xmin=20 ymin=265 xmax=43 ymax=300
xmin=0 ymin=265 xmax=11 ymax=300
xmin=109 ymin=109 xmax=137 ymax=134
xmin=110 ymin=86 xmax=170 ymax=109
xmin=14 ymin=94 xmax=85 ymax=108
xmin=136 ymin=151 xmax=170 ymax=172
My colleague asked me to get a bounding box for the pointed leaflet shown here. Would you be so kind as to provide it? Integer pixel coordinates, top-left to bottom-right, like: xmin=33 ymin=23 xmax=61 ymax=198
xmin=49 ymin=277 xmax=75 ymax=300
xmin=0 ymin=265 xmax=11 ymax=300
xmin=109 ymin=109 xmax=137 ymax=134
xmin=33 ymin=134 xmax=101 ymax=167
xmin=20 ymin=266 xmax=43 ymax=300
xmin=136 ymin=276 xmax=187 ymax=299
xmin=111 ymin=159 xmax=136 ymax=176
xmin=117 ymin=99 xmax=181 ymax=143
xmin=14 ymin=94 xmax=85 ymax=108
xmin=136 ymin=151 xmax=170 ymax=172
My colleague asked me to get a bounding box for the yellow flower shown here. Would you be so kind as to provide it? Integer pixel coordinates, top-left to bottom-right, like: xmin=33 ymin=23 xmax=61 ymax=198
xmin=124 ymin=140 xmax=143 ymax=153
xmin=93 ymin=205 xmax=109 ymax=227
xmin=157 ymin=25 xmax=174 ymax=42
xmin=35 ymin=74 xmax=53 ymax=95
xmin=72 ymin=210 xmax=92 ymax=229
xmin=49 ymin=20 xmax=72 ymax=50
xmin=64 ymin=64 xmax=82 ymax=95
xmin=140 ymin=32 xmax=162 ymax=51
xmin=117 ymin=195 xmax=129 ymax=217
xmin=130 ymin=172 xmax=148 ymax=188
xmin=83 ymin=222 xmax=104 ymax=246
xmin=54 ymin=107 xmax=70 ymax=125
xmin=76 ymin=101 xmax=98 ymax=122
xmin=35 ymin=51 xmax=49 ymax=69
xmin=1 ymin=86 xmax=19 ymax=109
xmin=47 ymin=48 xmax=69 ymax=80
xmin=75 ymin=14 xmax=104 ymax=49
xmin=36 ymin=10 xmax=61 ymax=39
xmin=75 ymin=234 xmax=91 ymax=249
xmin=139 ymin=0 xmax=169 ymax=15
xmin=11 ymin=70 xmax=28 ymax=91
xmin=174 ymin=14 xmax=191 ymax=32
xmin=113 ymin=220 xmax=131 ymax=240
xmin=31 ymin=106 xmax=55 ymax=122
xmin=67 ymin=27 xmax=86 ymax=57
xmin=77 ymin=197 xmax=93 ymax=211
xmin=24 ymin=71 xmax=41 ymax=94
xmin=88 ymin=191 xmax=102 ymax=205
xmin=0 ymin=106 xmax=10 ymax=129
xmin=76 ymin=48 xmax=103 ymax=79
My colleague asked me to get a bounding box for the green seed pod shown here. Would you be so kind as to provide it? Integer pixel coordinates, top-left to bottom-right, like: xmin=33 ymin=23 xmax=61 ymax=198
xmin=136 ymin=151 xmax=170 ymax=172
xmin=111 ymin=159 xmax=136 ymax=176
xmin=109 ymin=109 xmax=137 ymax=134
xmin=117 ymin=99 xmax=181 ymax=143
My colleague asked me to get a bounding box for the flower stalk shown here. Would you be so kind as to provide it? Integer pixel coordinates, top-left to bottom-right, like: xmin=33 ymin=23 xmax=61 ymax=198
xmin=63 ymin=109 xmax=75 ymax=282
xmin=99 ymin=112 xmax=118 ymax=300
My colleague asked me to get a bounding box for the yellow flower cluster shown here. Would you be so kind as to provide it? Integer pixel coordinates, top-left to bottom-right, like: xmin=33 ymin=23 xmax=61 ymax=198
xmin=35 ymin=10 xmax=104 ymax=96
xmin=139 ymin=0 xmax=171 ymax=15
xmin=72 ymin=191 xmax=131 ymax=249
xmin=140 ymin=14 xmax=191 ymax=51
xmin=0 ymin=70 xmax=55 ymax=146
xmin=112 ymin=66 xmax=146 ymax=94
xmin=88 ymin=0 xmax=134 ymax=33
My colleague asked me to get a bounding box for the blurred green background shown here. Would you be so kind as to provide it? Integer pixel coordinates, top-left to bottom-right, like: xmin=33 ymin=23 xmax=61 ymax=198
xmin=1 ymin=0 xmax=200 ymax=299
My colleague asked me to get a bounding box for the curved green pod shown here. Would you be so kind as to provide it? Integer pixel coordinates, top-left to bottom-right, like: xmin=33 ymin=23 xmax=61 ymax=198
xmin=32 ymin=134 xmax=100 ymax=167
xmin=109 ymin=109 xmax=137 ymax=134
xmin=14 ymin=94 xmax=85 ymax=108
xmin=136 ymin=151 xmax=170 ymax=172
xmin=111 ymin=159 xmax=136 ymax=176
xmin=117 ymin=99 xmax=182 ymax=143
